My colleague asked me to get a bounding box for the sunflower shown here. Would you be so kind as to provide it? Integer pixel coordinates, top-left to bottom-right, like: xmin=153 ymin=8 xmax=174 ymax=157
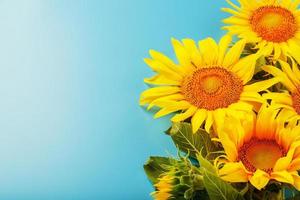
xmin=152 ymin=174 xmax=174 ymax=200
xmin=222 ymin=0 xmax=300 ymax=60
xmin=140 ymin=35 xmax=278 ymax=133
xmin=262 ymin=59 xmax=300 ymax=123
xmin=217 ymin=104 xmax=300 ymax=190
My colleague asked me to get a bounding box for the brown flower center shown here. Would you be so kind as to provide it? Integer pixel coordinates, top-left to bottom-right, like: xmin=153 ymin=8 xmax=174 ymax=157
xmin=181 ymin=67 xmax=243 ymax=110
xmin=239 ymin=138 xmax=286 ymax=173
xmin=250 ymin=6 xmax=297 ymax=43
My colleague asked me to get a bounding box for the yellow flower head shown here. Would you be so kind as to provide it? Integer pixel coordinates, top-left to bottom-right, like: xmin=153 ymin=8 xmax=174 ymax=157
xmin=217 ymin=104 xmax=300 ymax=190
xmin=152 ymin=175 xmax=174 ymax=200
xmin=140 ymin=35 xmax=278 ymax=133
xmin=223 ymin=0 xmax=300 ymax=60
xmin=262 ymin=60 xmax=300 ymax=123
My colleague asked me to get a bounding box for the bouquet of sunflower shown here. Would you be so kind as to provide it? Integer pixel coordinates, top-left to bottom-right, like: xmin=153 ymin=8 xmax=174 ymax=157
xmin=139 ymin=1 xmax=300 ymax=199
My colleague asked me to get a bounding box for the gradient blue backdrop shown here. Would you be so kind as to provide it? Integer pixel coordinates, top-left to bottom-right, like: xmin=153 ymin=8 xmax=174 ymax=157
xmin=0 ymin=0 xmax=230 ymax=199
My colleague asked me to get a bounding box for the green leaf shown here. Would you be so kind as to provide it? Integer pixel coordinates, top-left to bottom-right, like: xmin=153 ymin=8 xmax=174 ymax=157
xmin=180 ymin=175 xmax=192 ymax=186
xmin=196 ymin=153 xmax=216 ymax=175
xmin=202 ymin=169 xmax=245 ymax=200
xmin=143 ymin=156 xmax=176 ymax=184
xmin=184 ymin=188 xmax=194 ymax=199
xmin=166 ymin=122 xmax=218 ymax=159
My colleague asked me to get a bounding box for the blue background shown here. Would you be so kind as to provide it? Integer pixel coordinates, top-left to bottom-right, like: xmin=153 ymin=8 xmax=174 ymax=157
xmin=0 ymin=0 xmax=229 ymax=199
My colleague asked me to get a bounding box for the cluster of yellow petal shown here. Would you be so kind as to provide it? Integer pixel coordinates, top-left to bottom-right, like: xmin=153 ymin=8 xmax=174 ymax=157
xmin=217 ymin=105 xmax=300 ymax=190
xmin=223 ymin=0 xmax=300 ymax=60
xmin=218 ymin=0 xmax=300 ymax=191
xmin=141 ymin=0 xmax=300 ymax=194
xmin=152 ymin=175 xmax=174 ymax=200
xmin=263 ymin=60 xmax=300 ymax=124
xmin=140 ymin=35 xmax=278 ymax=133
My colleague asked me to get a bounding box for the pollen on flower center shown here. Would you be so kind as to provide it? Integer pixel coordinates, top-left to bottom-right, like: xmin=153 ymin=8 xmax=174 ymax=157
xmin=250 ymin=6 xmax=297 ymax=43
xmin=239 ymin=138 xmax=286 ymax=173
xmin=181 ymin=67 xmax=243 ymax=110
xmin=201 ymin=75 xmax=223 ymax=94
xmin=292 ymin=87 xmax=300 ymax=115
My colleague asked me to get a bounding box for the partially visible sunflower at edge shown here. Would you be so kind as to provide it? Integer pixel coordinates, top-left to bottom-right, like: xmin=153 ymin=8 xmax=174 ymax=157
xmin=222 ymin=0 xmax=300 ymax=60
xmin=152 ymin=174 xmax=174 ymax=200
xmin=217 ymin=104 xmax=300 ymax=190
xmin=262 ymin=59 xmax=300 ymax=123
xmin=140 ymin=35 xmax=278 ymax=133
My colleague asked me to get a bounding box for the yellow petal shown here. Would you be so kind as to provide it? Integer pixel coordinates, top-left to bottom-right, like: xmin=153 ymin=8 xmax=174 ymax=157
xmin=144 ymin=75 xmax=180 ymax=86
xmin=144 ymin=58 xmax=182 ymax=80
xmin=288 ymin=158 xmax=300 ymax=171
xmin=292 ymin=173 xmax=300 ymax=191
xmin=223 ymin=16 xmax=248 ymax=25
xmin=204 ymin=112 xmax=213 ymax=133
xmin=171 ymin=106 xmax=197 ymax=122
xmin=277 ymin=109 xmax=298 ymax=126
xmin=249 ymin=170 xmax=270 ymax=190
xmin=273 ymin=43 xmax=281 ymax=60
xmin=182 ymin=39 xmax=203 ymax=67
xmin=221 ymin=7 xmax=249 ymax=18
xmin=191 ymin=109 xmax=207 ymax=133
xmin=225 ymin=0 xmax=242 ymax=11
xmin=243 ymin=78 xmax=279 ymax=92
xmin=217 ymin=34 xmax=232 ymax=65
xmin=237 ymin=0 xmax=259 ymax=10
xmin=292 ymin=58 xmax=300 ymax=78
xmin=288 ymin=39 xmax=300 ymax=64
xmin=219 ymin=162 xmax=249 ymax=182
xmin=199 ymin=37 xmax=219 ymax=65
xmin=290 ymin=141 xmax=300 ymax=160
xmin=228 ymin=101 xmax=253 ymax=112
xmin=222 ymin=115 xmax=249 ymax=148
xmin=255 ymin=104 xmax=278 ymax=139
xmin=279 ymin=60 xmax=300 ymax=86
xmin=171 ymin=38 xmax=194 ymax=71
xmin=140 ymin=86 xmax=181 ymax=102
xmin=223 ymin=39 xmax=246 ymax=68
xmin=218 ymin=129 xmax=238 ymax=162
xmin=271 ymin=171 xmax=294 ymax=185
xmin=212 ymin=109 xmax=226 ymax=130
xmin=240 ymin=92 xmax=264 ymax=103
xmin=154 ymin=101 xmax=191 ymax=118
xmin=263 ymin=92 xmax=292 ymax=106
xmin=276 ymin=126 xmax=299 ymax=151
xmin=262 ymin=65 xmax=296 ymax=92
xmin=147 ymin=94 xmax=184 ymax=110
xmin=273 ymin=142 xmax=298 ymax=171
xmin=149 ymin=49 xmax=185 ymax=75
xmin=230 ymin=54 xmax=258 ymax=84
xmin=258 ymin=42 xmax=273 ymax=57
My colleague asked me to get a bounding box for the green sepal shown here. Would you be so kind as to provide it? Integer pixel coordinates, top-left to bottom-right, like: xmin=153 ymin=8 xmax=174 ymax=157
xmin=144 ymin=155 xmax=209 ymax=199
xmin=144 ymin=156 xmax=176 ymax=184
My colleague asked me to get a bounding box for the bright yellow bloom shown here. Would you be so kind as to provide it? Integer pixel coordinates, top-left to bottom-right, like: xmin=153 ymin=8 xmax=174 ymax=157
xmin=152 ymin=175 xmax=174 ymax=200
xmin=217 ymin=105 xmax=300 ymax=190
xmin=223 ymin=0 xmax=300 ymax=60
xmin=262 ymin=60 xmax=300 ymax=123
xmin=140 ymin=35 xmax=278 ymax=133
